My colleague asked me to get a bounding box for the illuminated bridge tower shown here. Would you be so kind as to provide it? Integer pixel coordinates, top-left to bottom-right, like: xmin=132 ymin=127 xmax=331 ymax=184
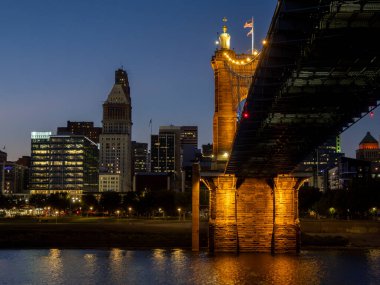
xmin=206 ymin=20 xmax=300 ymax=253
xmin=211 ymin=18 xmax=257 ymax=169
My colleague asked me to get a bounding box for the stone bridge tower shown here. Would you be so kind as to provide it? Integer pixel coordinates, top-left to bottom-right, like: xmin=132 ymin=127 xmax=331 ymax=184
xmin=211 ymin=19 xmax=257 ymax=169
xmin=205 ymin=20 xmax=301 ymax=253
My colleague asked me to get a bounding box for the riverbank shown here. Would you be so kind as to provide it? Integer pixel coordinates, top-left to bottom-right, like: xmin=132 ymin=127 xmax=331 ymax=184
xmin=1 ymin=217 xmax=379 ymax=249
xmin=0 ymin=218 xmax=209 ymax=249
xmin=300 ymin=218 xmax=380 ymax=249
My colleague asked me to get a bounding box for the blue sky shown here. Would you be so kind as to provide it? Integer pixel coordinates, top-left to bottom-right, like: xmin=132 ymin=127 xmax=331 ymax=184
xmin=0 ymin=0 xmax=378 ymax=161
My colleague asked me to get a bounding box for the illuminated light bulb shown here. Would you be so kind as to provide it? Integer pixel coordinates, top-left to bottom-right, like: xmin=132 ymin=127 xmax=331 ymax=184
xmin=246 ymin=57 xmax=250 ymax=61
xmin=253 ymin=50 xmax=258 ymax=56
xmin=243 ymin=112 xmax=249 ymax=119
xmin=223 ymin=152 xmax=229 ymax=158
xmin=215 ymin=40 xmax=219 ymax=45
xmin=370 ymin=111 xmax=374 ymax=118
xmin=262 ymin=40 xmax=267 ymax=45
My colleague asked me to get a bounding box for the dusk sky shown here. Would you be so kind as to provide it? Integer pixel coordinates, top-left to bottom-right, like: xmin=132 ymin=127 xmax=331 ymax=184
xmin=1 ymin=0 xmax=379 ymax=161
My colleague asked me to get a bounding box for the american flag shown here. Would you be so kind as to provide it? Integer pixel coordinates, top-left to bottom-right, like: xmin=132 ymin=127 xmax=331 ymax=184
xmin=244 ymin=20 xmax=253 ymax=29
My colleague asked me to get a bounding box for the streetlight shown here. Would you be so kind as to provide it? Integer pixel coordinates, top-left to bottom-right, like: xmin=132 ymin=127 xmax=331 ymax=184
xmin=116 ymin=210 xmax=120 ymax=218
xmin=89 ymin=206 xmax=93 ymax=217
xmin=55 ymin=211 xmax=59 ymax=224
xmin=159 ymin=208 xmax=165 ymax=218
xmin=128 ymin=207 xmax=132 ymax=218
xmin=178 ymin=208 xmax=181 ymax=221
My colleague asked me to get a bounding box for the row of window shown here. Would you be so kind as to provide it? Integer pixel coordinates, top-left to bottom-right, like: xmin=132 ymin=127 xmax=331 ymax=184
xmin=32 ymin=161 xmax=84 ymax=166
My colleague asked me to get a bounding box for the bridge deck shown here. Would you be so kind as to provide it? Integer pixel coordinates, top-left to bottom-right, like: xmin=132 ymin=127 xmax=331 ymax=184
xmin=227 ymin=0 xmax=380 ymax=177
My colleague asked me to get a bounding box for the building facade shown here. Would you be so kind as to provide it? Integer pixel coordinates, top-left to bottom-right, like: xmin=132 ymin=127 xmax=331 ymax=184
xmin=180 ymin=126 xmax=198 ymax=167
xmin=356 ymin=132 xmax=380 ymax=162
xmin=0 ymin=162 xmax=28 ymax=194
xmin=356 ymin=131 xmax=380 ymax=179
xmin=132 ymin=141 xmax=148 ymax=174
xmin=0 ymin=150 xmax=6 ymax=163
xmin=57 ymin=121 xmax=102 ymax=144
xmin=297 ymin=136 xmax=344 ymax=190
xmin=99 ymin=69 xmax=132 ymax=192
xmin=99 ymin=174 xmax=121 ymax=192
xmin=29 ymin=132 xmax=99 ymax=195
xmin=328 ymin=157 xmax=372 ymax=190
xmin=150 ymin=125 xmax=199 ymax=192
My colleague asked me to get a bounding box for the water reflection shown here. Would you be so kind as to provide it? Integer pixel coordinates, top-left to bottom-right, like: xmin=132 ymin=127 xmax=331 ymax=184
xmin=44 ymin=249 xmax=64 ymax=283
xmin=367 ymin=249 xmax=380 ymax=285
xmin=84 ymin=252 xmax=97 ymax=280
xmin=0 ymin=249 xmax=378 ymax=285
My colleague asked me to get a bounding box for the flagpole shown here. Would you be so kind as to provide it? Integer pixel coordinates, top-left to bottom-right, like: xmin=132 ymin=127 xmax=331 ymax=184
xmin=251 ymin=17 xmax=254 ymax=55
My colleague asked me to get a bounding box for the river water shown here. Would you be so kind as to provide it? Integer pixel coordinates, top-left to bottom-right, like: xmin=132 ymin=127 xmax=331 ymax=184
xmin=0 ymin=248 xmax=379 ymax=285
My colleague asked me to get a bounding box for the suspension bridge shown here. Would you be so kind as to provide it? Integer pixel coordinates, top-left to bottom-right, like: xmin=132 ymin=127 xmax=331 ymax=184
xmin=192 ymin=0 xmax=380 ymax=253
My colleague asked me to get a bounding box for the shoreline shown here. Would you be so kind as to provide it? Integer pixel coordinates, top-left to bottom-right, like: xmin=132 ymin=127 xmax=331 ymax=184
xmin=1 ymin=218 xmax=379 ymax=251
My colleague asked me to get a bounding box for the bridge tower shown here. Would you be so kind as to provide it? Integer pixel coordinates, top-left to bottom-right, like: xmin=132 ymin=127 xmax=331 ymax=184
xmin=211 ymin=18 xmax=257 ymax=169
xmin=206 ymin=19 xmax=300 ymax=253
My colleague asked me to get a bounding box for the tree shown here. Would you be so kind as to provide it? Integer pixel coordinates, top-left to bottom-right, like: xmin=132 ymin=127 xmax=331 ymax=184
xmin=82 ymin=193 xmax=98 ymax=211
xmin=298 ymin=186 xmax=322 ymax=216
xmin=0 ymin=194 xmax=11 ymax=209
xmin=29 ymin=194 xmax=47 ymax=208
xmin=47 ymin=193 xmax=70 ymax=211
xmin=99 ymin=192 xmax=121 ymax=214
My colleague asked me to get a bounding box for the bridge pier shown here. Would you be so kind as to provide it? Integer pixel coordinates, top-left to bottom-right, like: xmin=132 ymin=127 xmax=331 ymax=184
xmin=208 ymin=174 xmax=301 ymax=253
xmin=272 ymin=175 xmax=300 ymax=254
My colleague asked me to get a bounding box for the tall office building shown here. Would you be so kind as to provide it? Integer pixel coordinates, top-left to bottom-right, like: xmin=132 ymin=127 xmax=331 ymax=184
xmin=57 ymin=121 xmax=102 ymax=144
xmin=99 ymin=69 xmax=132 ymax=192
xmin=132 ymin=141 xmax=148 ymax=174
xmin=150 ymin=125 xmax=199 ymax=191
xmin=180 ymin=126 xmax=198 ymax=167
xmin=29 ymin=132 xmax=99 ymax=194
xmin=151 ymin=132 xmax=177 ymax=174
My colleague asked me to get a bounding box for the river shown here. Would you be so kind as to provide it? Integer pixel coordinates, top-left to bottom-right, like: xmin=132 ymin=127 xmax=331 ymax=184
xmin=0 ymin=248 xmax=379 ymax=284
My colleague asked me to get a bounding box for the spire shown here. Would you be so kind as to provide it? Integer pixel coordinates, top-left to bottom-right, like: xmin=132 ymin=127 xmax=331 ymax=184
xmin=219 ymin=17 xmax=231 ymax=50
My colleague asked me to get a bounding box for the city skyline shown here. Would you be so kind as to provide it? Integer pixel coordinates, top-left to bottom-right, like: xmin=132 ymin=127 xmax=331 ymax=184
xmin=1 ymin=0 xmax=379 ymax=161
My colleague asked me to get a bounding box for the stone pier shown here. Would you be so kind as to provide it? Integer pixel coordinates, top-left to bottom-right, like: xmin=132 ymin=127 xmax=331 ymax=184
xmin=208 ymin=174 xmax=300 ymax=253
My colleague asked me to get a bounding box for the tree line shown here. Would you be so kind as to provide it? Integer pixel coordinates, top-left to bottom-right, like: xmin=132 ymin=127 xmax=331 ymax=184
xmin=299 ymin=178 xmax=380 ymax=219
xmin=0 ymin=189 xmax=209 ymax=217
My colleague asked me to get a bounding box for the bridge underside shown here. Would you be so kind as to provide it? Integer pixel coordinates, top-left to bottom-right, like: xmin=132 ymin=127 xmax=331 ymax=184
xmin=226 ymin=0 xmax=380 ymax=177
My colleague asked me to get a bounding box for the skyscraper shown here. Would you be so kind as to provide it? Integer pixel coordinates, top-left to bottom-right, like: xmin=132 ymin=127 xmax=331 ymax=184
xmin=99 ymin=69 xmax=132 ymax=192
